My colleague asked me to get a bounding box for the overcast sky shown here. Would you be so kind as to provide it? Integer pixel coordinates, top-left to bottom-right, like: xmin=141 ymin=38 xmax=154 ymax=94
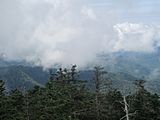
xmin=0 ymin=0 xmax=160 ymax=67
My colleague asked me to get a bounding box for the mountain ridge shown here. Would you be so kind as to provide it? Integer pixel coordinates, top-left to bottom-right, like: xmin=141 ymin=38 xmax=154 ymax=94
xmin=0 ymin=51 xmax=160 ymax=93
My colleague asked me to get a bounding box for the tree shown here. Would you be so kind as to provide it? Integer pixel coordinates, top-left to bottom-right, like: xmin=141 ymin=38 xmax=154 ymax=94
xmin=104 ymin=89 xmax=125 ymax=120
xmin=128 ymin=80 xmax=160 ymax=120
xmin=119 ymin=79 xmax=138 ymax=120
xmin=84 ymin=66 xmax=109 ymax=120
xmin=94 ymin=66 xmax=104 ymax=120
xmin=0 ymin=80 xmax=7 ymax=120
xmin=43 ymin=65 xmax=88 ymax=120
xmin=6 ymin=89 xmax=25 ymax=120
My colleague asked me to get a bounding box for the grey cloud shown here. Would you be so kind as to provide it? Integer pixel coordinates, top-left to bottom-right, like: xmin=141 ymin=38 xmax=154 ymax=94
xmin=0 ymin=0 xmax=160 ymax=68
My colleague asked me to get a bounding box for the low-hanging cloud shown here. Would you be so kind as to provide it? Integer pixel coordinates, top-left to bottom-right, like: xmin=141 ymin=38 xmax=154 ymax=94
xmin=0 ymin=0 xmax=160 ymax=68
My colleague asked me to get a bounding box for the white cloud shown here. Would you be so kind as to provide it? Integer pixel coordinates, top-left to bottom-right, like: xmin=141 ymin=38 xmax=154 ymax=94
xmin=113 ymin=23 xmax=160 ymax=52
xmin=0 ymin=0 xmax=160 ymax=68
xmin=81 ymin=6 xmax=97 ymax=20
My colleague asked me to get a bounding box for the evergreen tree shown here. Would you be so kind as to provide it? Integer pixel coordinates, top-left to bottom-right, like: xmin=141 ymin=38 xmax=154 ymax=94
xmin=42 ymin=65 xmax=88 ymax=120
xmin=1 ymin=67 xmax=160 ymax=120
xmin=6 ymin=89 xmax=25 ymax=120
xmin=0 ymin=80 xmax=7 ymax=120
xmin=82 ymin=66 xmax=109 ymax=120
xmin=129 ymin=80 xmax=160 ymax=120
xmin=104 ymin=89 xmax=125 ymax=120
xmin=26 ymin=86 xmax=44 ymax=120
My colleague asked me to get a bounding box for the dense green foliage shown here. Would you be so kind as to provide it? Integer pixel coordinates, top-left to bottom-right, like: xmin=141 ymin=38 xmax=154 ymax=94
xmin=0 ymin=66 xmax=160 ymax=120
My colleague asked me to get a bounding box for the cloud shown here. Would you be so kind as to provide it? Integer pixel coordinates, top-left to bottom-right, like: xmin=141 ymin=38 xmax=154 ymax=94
xmin=148 ymin=68 xmax=160 ymax=80
xmin=113 ymin=23 xmax=160 ymax=52
xmin=0 ymin=0 xmax=160 ymax=68
xmin=81 ymin=6 xmax=97 ymax=20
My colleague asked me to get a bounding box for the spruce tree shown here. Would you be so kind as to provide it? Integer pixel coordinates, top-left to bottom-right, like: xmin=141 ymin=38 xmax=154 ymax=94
xmin=0 ymin=80 xmax=7 ymax=120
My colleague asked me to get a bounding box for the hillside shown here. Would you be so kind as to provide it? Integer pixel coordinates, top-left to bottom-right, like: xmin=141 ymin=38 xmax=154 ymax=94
xmin=0 ymin=65 xmax=49 ymax=90
xmin=1 ymin=51 xmax=160 ymax=93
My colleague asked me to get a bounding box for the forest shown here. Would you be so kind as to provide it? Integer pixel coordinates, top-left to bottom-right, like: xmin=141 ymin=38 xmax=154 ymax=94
xmin=0 ymin=65 xmax=160 ymax=120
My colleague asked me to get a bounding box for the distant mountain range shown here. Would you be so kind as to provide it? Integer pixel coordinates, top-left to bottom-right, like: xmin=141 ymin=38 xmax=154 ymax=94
xmin=99 ymin=50 xmax=160 ymax=93
xmin=0 ymin=51 xmax=160 ymax=93
xmin=0 ymin=65 xmax=49 ymax=90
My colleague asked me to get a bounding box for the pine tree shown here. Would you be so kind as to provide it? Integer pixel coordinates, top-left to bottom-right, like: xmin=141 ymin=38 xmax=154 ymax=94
xmin=0 ymin=80 xmax=7 ymax=120
xmin=42 ymin=66 xmax=82 ymax=119
xmin=6 ymin=89 xmax=25 ymax=120
xmin=81 ymin=66 xmax=109 ymax=120
xmin=104 ymin=89 xmax=125 ymax=120
xmin=27 ymin=86 xmax=45 ymax=120
xmin=129 ymin=80 xmax=160 ymax=120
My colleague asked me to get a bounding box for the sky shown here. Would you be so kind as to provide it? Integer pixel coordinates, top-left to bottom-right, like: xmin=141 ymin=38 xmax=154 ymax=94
xmin=0 ymin=0 xmax=160 ymax=68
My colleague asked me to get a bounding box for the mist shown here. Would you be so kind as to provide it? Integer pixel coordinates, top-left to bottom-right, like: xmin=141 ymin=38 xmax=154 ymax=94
xmin=1 ymin=0 xmax=160 ymax=68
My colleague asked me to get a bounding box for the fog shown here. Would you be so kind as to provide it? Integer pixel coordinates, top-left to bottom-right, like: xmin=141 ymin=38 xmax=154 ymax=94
xmin=0 ymin=0 xmax=160 ymax=68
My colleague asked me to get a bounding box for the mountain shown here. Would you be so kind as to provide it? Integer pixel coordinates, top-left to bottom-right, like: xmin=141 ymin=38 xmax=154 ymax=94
xmin=1 ymin=50 xmax=160 ymax=93
xmin=0 ymin=63 xmax=138 ymax=92
xmin=79 ymin=70 xmax=137 ymax=93
xmin=0 ymin=65 xmax=49 ymax=90
xmin=100 ymin=51 xmax=160 ymax=76
xmin=99 ymin=50 xmax=160 ymax=93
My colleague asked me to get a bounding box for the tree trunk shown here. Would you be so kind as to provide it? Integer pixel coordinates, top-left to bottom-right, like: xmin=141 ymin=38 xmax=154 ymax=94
xmin=123 ymin=96 xmax=129 ymax=120
xmin=95 ymin=67 xmax=101 ymax=120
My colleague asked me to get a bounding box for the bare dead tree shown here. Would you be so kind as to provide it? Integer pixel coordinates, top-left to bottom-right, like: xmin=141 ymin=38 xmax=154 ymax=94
xmin=120 ymin=96 xmax=129 ymax=120
xmin=94 ymin=66 xmax=107 ymax=120
xmin=120 ymin=80 xmax=139 ymax=120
